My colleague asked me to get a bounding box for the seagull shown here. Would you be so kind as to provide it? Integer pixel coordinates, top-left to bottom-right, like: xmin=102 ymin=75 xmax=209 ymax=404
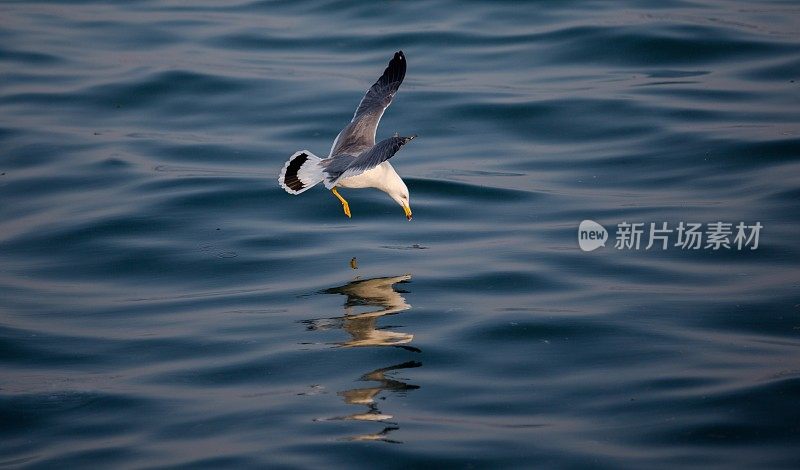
xmin=278 ymin=51 xmax=415 ymax=220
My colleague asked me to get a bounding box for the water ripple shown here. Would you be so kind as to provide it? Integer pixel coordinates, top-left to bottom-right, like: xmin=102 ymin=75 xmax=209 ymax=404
xmin=1 ymin=0 xmax=799 ymax=467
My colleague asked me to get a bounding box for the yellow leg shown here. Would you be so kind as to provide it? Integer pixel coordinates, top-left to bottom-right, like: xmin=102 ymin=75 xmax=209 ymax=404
xmin=331 ymin=187 xmax=351 ymax=218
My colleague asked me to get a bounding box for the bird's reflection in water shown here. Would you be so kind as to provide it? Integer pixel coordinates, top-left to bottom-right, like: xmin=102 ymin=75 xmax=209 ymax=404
xmin=331 ymin=361 xmax=421 ymax=444
xmin=303 ymin=274 xmax=419 ymax=351
xmin=303 ymin=274 xmax=420 ymax=443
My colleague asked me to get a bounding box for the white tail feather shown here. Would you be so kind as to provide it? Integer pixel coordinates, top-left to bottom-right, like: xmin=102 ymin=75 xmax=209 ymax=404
xmin=278 ymin=150 xmax=323 ymax=195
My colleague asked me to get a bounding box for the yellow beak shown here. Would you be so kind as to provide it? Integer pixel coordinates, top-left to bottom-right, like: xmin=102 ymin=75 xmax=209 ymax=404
xmin=403 ymin=204 xmax=412 ymax=221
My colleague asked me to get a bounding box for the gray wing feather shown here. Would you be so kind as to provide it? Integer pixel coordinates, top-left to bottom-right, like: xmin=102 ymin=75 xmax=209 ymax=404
xmin=329 ymin=51 xmax=406 ymax=157
xmin=352 ymin=51 xmax=406 ymax=122
xmin=321 ymin=153 xmax=357 ymax=184
xmin=346 ymin=135 xmax=415 ymax=175
xmin=323 ymin=135 xmax=415 ymax=188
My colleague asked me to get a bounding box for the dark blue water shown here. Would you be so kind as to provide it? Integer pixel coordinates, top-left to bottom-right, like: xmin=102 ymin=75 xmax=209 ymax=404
xmin=2 ymin=1 xmax=800 ymax=467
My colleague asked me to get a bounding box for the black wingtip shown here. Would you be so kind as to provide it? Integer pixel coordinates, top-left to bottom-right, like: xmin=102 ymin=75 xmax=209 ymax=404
xmin=393 ymin=50 xmax=405 ymax=67
xmin=379 ymin=50 xmax=406 ymax=88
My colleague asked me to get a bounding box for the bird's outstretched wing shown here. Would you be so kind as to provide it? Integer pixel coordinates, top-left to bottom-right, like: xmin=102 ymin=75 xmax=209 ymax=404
xmin=352 ymin=51 xmax=406 ymax=122
xmin=328 ymin=51 xmax=406 ymax=157
xmin=323 ymin=135 xmax=415 ymax=189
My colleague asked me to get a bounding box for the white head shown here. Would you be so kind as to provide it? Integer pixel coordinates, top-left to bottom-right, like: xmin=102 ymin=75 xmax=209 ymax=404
xmin=386 ymin=172 xmax=412 ymax=221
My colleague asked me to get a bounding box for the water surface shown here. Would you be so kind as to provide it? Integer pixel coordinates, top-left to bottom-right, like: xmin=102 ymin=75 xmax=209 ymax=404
xmin=2 ymin=0 xmax=800 ymax=468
